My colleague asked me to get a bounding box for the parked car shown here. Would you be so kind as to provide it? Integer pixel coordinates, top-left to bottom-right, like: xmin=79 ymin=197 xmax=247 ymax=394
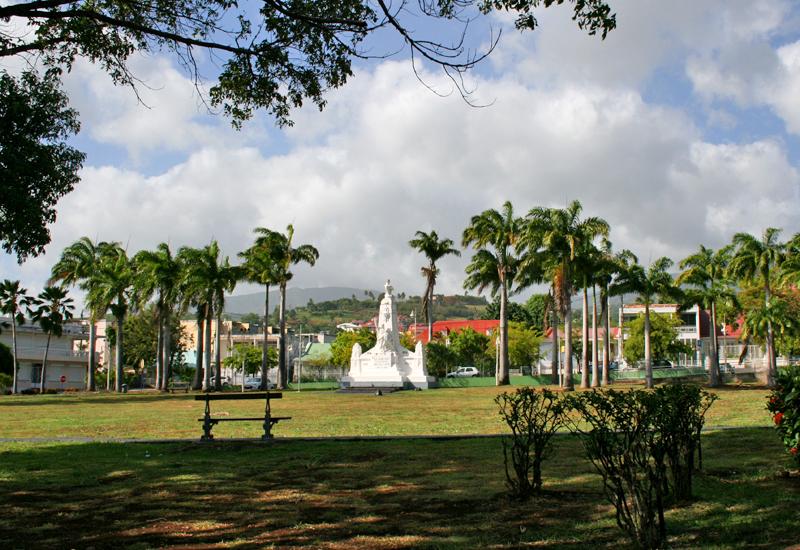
xmin=445 ymin=366 xmax=480 ymax=378
xmin=243 ymin=377 xmax=274 ymax=390
xmin=652 ymin=359 xmax=674 ymax=369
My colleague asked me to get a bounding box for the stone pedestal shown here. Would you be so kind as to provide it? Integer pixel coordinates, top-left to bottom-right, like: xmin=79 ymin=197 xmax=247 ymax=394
xmin=341 ymin=280 xmax=435 ymax=390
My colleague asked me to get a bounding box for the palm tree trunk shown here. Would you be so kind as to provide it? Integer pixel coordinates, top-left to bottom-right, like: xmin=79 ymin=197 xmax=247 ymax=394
xmin=115 ymin=314 xmax=124 ymax=392
xmin=155 ymin=316 xmax=163 ymax=390
xmin=644 ymin=302 xmax=653 ymax=389
xmin=591 ymin=285 xmax=599 ymax=388
xmin=193 ymin=312 xmax=204 ymax=390
xmin=497 ymin=278 xmax=510 ymax=386
xmin=618 ymin=296 xmax=625 ymax=362
xmin=41 ymin=333 xmax=52 ymax=393
xmin=278 ymin=283 xmax=287 ymax=389
xmin=163 ymin=309 xmax=172 ymax=389
xmin=11 ymin=320 xmax=19 ymax=394
xmin=106 ymin=340 xmax=112 ymax=391
xmin=550 ymin=309 xmax=559 ymax=385
xmin=214 ymin=309 xmax=223 ymax=391
xmin=564 ymin=303 xmax=574 ymax=391
xmin=709 ymin=301 xmax=720 ymax=387
xmin=427 ymin=281 xmax=434 ymax=343
xmin=261 ymin=284 xmax=270 ymax=389
xmin=88 ymin=321 xmax=97 ymax=391
xmin=581 ymin=287 xmax=589 ymax=389
xmin=764 ymin=282 xmax=777 ymax=387
xmin=601 ymin=289 xmax=610 ymax=386
xmin=203 ymin=305 xmax=212 ymax=391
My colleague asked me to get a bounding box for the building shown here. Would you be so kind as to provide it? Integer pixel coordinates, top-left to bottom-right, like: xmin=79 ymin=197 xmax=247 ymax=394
xmin=410 ymin=319 xmax=500 ymax=344
xmin=0 ymin=317 xmax=98 ymax=391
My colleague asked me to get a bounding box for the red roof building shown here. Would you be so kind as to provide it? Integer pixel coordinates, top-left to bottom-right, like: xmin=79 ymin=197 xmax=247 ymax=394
xmin=410 ymin=319 xmax=500 ymax=344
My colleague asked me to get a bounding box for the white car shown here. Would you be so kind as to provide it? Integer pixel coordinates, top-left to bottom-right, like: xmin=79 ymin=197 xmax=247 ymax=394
xmin=446 ymin=366 xmax=480 ymax=378
xmin=243 ymin=377 xmax=274 ymax=390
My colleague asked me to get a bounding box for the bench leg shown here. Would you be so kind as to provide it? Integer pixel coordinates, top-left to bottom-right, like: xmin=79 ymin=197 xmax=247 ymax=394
xmin=201 ymin=418 xmax=214 ymax=440
xmin=201 ymin=398 xmax=214 ymax=440
xmin=262 ymin=418 xmax=272 ymax=440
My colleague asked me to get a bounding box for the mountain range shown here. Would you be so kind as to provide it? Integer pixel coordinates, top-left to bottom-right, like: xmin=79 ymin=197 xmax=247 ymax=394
xmin=224 ymin=287 xmax=381 ymax=316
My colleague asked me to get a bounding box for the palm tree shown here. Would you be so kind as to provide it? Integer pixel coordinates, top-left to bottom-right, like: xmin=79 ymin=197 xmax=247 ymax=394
xmin=729 ymin=228 xmax=786 ymax=388
xmin=593 ymin=240 xmax=631 ymax=387
xmin=611 ymin=255 xmax=677 ymax=389
xmin=179 ymin=241 xmax=241 ymax=391
xmin=263 ymin=225 xmax=319 ymax=389
xmin=86 ymin=244 xmax=132 ymax=392
xmin=526 ymin=200 xmax=609 ymax=391
xmin=0 ymin=280 xmax=34 ymax=393
xmin=462 ymin=201 xmax=524 ymax=386
xmin=132 ymin=243 xmax=183 ymax=390
xmin=409 ymin=230 xmax=461 ymax=342
xmin=677 ymin=245 xmax=737 ymax=387
xmin=573 ymin=241 xmax=603 ymax=389
xmin=240 ymin=229 xmax=282 ymax=390
xmin=49 ymin=237 xmax=115 ymax=391
xmin=28 ymin=286 xmax=75 ymax=392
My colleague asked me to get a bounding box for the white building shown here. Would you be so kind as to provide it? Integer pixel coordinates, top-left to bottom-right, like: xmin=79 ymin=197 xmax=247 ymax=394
xmin=0 ymin=317 xmax=98 ymax=391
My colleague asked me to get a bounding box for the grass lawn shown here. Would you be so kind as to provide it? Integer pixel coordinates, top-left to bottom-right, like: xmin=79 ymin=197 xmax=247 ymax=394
xmin=0 ymin=384 xmax=791 ymax=548
xmin=0 ymin=385 xmax=774 ymax=440
xmin=1 ymin=428 xmax=798 ymax=548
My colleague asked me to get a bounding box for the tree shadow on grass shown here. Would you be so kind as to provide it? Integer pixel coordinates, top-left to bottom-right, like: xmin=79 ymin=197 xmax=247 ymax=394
xmin=0 ymin=429 xmax=797 ymax=548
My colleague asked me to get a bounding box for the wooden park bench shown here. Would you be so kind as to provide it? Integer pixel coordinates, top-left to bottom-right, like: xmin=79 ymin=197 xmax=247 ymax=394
xmin=195 ymin=392 xmax=289 ymax=440
xmin=168 ymin=382 xmax=191 ymax=393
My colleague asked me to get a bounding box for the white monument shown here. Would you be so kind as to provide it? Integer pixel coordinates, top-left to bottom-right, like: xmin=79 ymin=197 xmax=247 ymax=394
xmin=341 ymin=280 xmax=435 ymax=389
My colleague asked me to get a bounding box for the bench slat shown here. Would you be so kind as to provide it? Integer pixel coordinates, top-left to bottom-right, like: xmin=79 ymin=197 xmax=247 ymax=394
xmin=193 ymin=392 xmax=282 ymax=401
xmin=197 ymin=416 xmax=292 ymax=422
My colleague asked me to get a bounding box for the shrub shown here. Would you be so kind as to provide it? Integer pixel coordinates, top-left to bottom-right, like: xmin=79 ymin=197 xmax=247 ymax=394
xmin=0 ymin=372 xmax=12 ymax=390
xmin=571 ymin=386 xmax=718 ymax=548
xmin=496 ymin=387 xmax=568 ymax=500
xmin=767 ymin=365 xmax=800 ymax=466
xmin=571 ymin=389 xmax=667 ymax=549
xmin=652 ymin=384 xmax=717 ymax=502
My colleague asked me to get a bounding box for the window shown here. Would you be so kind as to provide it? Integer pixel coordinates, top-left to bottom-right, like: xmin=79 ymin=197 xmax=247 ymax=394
xmin=31 ymin=364 xmax=42 ymax=383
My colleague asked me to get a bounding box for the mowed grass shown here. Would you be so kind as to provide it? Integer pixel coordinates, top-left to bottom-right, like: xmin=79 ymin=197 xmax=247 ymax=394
xmin=0 ymin=384 xmax=774 ymax=440
xmin=0 ymin=428 xmax=798 ymax=548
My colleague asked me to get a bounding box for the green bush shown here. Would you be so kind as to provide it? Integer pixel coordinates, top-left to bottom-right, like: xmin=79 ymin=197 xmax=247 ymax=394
xmin=652 ymin=384 xmax=717 ymax=502
xmin=496 ymin=387 xmax=568 ymax=500
xmin=0 ymin=372 xmax=12 ymax=390
xmin=570 ymin=385 xmax=717 ymax=549
xmin=767 ymin=365 xmax=800 ymax=465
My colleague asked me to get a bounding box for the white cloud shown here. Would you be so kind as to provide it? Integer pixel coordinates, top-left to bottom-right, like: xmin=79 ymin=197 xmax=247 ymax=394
xmin=6 ymin=60 xmax=800 ymax=306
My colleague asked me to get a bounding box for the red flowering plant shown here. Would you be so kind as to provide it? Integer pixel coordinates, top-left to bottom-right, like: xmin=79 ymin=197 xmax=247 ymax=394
xmin=766 ymin=365 xmax=800 ymax=466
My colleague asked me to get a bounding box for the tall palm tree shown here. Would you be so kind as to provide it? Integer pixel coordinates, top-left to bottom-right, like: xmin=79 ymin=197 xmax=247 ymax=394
xmin=178 ymin=246 xmax=212 ymax=391
xmin=49 ymin=237 xmax=115 ymax=391
xmin=262 ymin=225 xmax=319 ymax=389
xmin=179 ymin=241 xmax=241 ymax=391
xmin=463 ymin=201 xmax=524 ymax=386
xmin=526 ymin=200 xmax=609 ymax=391
xmin=240 ymin=229 xmax=282 ymax=390
xmin=573 ymin=240 xmax=603 ymax=389
xmin=593 ymin=240 xmax=631 ymax=387
xmin=728 ymin=228 xmax=786 ymax=388
xmin=86 ymin=244 xmax=132 ymax=392
xmin=611 ymin=255 xmax=678 ymax=389
xmin=132 ymin=243 xmax=183 ymax=390
xmin=677 ymin=245 xmax=737 ymax=387
xmin=28 ymin=286 xmax=75 ymax=392
xmin=0 ymin=280 xmax=34 ymax=393
xmin=409 ymin=230 xmax=461 ymax=342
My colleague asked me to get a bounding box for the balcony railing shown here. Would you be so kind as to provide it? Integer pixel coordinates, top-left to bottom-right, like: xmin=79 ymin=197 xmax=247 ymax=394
xmin=12 ymin=346 xmax=93 ymax=359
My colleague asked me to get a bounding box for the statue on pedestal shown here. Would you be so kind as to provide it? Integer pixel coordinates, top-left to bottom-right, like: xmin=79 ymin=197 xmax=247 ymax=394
xmin=341 ymin=279 xmax=434 ymax=389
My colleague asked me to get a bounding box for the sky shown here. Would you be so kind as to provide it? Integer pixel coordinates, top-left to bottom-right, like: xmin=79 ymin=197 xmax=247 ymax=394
xmin=3 ymin=0 xmax=800 ymax=306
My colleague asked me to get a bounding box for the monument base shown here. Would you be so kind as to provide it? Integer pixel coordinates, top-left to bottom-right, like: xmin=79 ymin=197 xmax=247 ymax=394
xmin=339 ymin=375 xmax=436 ymax=390
xmin=340 ymin=376 xmax=404 ymax=389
